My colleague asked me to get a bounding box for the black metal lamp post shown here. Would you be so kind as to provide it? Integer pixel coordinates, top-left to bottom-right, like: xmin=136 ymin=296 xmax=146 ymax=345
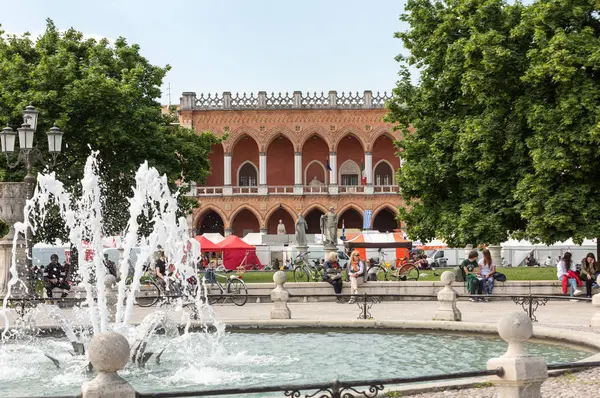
xmin=0 ymin=105 xmax=64 ymax=296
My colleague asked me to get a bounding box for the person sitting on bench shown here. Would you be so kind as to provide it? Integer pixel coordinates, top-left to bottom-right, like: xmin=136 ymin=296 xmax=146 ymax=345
xmin=44 ymin=254 xmax=70 ymax=298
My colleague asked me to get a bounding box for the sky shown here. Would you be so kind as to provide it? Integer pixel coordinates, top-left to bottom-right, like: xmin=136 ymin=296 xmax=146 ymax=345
xmin=0 ymin=0 xmax=411 ymax=104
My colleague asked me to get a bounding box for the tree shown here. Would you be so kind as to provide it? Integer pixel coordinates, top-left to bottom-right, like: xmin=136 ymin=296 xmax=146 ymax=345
xmin=0 ymin=20 xmax=219 ymax=241
xmin=513 ymin=0 xmax=600 ymax=246
xmin=387 ymin=0 xmax=532 ymax=246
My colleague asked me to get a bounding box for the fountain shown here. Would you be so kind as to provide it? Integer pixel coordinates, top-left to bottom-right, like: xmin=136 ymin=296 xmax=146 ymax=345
xmin=0 ymin=152 xmax=595 ymax=397
xmin=0 ymin=151 xmax=204 ymax=366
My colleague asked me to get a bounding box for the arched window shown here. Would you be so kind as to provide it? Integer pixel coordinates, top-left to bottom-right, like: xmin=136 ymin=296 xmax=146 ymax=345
xmin=374 ymin=161 xmax=394 ymax=186
xmin=238 ymin=162 xmax=257 ymax=186
xmin=339 ymin=160 xmax=360 ymax=186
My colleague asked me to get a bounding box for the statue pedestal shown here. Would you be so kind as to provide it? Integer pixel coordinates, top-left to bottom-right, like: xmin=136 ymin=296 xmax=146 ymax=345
xmin=295 ymin=245 xmax=308 ymax=254
xmin=323 ymin=244 xmax=337 ymax=252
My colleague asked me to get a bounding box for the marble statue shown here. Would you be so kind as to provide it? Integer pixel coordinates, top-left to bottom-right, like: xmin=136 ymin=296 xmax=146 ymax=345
xmin=295 ymin=213 xmax=308 ymax=247
xmin=277 ymin=219 xmax=286 ymax=235
xmin=320 ymin=207 xmax=338 ymax=249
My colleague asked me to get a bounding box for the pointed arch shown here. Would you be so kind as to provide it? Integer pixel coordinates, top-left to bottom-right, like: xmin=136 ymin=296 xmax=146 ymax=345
xmin=263 ymin=126 xmax=297 ymax=152
xmin=229 ymin=204 xmax=263 ymax=228
xmin=371 ymin=203 xmax=400 ymax=231
xmin=264 ymin=203 xmax=298 ymax=227
xmin=265 ymin=204 xmax=296 ymax=234
xmin=304 ymin=159 xmax=328 ymax=186
xmin=303 ymin=203 xmax=328 ymax=234
xmin=368 ymin=128 xmax=399 ymax=151
xmin=226 ymin=127 xmax=261 ymax=153
xmin=302 ymin=203 xmax=328 ymax=218
xmin=336 ymin=203 xmax=364 ymax=229
xmin=193 ymin=205 xmax=228 ymax=230
xmin=373 ymin=159 xmax=396 ymax=186
xmin=236 ymin=160 xmax=258 ymax=186
xmin=332 ymin=127 xmax=366 ymax=152
xmin=371 ymin=203 xmax=399 ymax=223
xmin=299 ymin=126 xmax=332 ymax=151
xmin=338 ymin=159 xmax=361 ymax=186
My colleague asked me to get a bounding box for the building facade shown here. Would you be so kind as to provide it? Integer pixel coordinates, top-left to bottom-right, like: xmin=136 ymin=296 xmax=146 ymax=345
xmin=178 ymin=90 xmax=403 ymax=237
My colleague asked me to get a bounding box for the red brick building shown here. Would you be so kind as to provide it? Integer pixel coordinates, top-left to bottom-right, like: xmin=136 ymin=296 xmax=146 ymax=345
xmin=178 ymin=90 xmax=403 ymax=237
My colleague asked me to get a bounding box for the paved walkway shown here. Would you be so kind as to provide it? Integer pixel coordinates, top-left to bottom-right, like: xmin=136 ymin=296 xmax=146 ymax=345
xmin=2 ymin=298 xmax=599 ymax=397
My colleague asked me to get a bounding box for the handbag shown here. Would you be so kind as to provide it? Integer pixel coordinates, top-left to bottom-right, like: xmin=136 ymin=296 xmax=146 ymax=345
xmin=493 ymin=272 xmax=507 ymax=282
xmin=329 ymin=272 xmax=342 ymax=281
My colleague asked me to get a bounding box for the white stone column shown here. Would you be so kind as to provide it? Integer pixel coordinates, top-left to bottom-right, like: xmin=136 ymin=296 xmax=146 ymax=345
xmin=294 ymin=152 xmax=303 ymax=194
xmin=329 ymin=152 xmax=337 ymax=184
xmin=258 ymin=152 xmax=268 ymax=195
xmin=223 ymin=152 xmax=232 ymax=196
xmin=487 ymin=312 xmax=547 ymax=398
xmin=364 ymin=151 xmax=373 ymax=184
xmin=328 ymin=152 xmax=338 ymax=194
xmin=294 ymin=152 xmax=302 ymax=185
xmin=364 ymin=151 xmax=374 ymax=194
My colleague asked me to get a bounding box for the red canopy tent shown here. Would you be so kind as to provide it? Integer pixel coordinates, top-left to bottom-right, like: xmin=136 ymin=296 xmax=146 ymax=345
xmin=194 ymin=235 xmax=221 ymax=252
xmin=217 ymin=235 xmax=262 ymax=270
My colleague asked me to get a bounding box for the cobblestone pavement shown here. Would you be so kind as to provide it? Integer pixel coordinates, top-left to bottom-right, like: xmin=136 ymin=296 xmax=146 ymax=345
xmin=405 ymin=366 xmax=600 ymax=397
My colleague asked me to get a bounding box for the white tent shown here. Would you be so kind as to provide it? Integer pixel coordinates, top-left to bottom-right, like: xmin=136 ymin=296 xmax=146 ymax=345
xmin=242 ymin=232 xmax=264 ymax=246
xmin=202 ymin=233 xmax=225 ymax=244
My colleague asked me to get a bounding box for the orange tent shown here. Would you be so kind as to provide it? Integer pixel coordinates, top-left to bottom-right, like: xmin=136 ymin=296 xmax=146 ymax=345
xmin=344 ymin=232 xmax=412 ymax=267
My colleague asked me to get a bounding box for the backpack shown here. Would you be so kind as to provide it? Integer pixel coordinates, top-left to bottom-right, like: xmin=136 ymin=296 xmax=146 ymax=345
xmin=453 ymin=266 xmax=465 ymax=282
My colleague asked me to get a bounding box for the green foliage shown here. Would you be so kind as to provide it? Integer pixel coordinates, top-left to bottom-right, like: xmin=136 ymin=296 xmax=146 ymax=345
xmin=0 ymin=218 xmax=9 ymax=238
xmin=388 ymin=0 xmax=600 ymax=246
xmin=0 ymin=20 xmax=220 ymax=242
xmin=513 ymin=0 xmax=600 ymax=244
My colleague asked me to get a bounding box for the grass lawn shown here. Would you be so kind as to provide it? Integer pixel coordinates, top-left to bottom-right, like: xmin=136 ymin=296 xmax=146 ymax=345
xmin=221 ymin=266 xmax=558 ymax=283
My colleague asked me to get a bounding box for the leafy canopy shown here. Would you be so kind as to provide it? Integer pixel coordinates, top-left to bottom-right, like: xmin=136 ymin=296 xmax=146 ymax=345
xmin=0 ymin=20 xmax=219 ymax=241
xmin=388 ymin=0 xmax=600 ymax=246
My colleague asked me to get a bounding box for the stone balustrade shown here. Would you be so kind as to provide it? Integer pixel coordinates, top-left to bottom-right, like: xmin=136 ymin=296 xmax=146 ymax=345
xmin=181 ymin=90 xmax=392 ymax=111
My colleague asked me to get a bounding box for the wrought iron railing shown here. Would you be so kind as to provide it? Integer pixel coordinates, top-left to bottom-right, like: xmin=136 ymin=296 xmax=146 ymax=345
xmin=11 ymin=361 xmax=600 ymax=398
xmin=135 ymin=367 xmax=505 ymax=397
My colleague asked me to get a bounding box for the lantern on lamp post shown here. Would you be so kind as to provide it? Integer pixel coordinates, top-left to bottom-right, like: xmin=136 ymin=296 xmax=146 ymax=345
xmin=0 ymin=104 xmax=65 ymax=297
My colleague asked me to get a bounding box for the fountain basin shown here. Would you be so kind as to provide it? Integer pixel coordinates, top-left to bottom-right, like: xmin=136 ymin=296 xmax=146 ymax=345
xmin=0 ymin=324 xmax=595 ymax=397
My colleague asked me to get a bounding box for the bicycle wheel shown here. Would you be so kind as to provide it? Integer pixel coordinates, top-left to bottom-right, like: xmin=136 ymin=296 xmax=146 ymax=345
xmin=227 ymin=278 xmax=248 ymax=306
xmin=293 ymin=266 xmax=310 ymax=282
xmin=135 ymin=281 xmax=161 ymax=307
xmin=366 ymin=265 xmax=388 ymax=281
xmin=398 ymin=263 xmax=420 ymax=281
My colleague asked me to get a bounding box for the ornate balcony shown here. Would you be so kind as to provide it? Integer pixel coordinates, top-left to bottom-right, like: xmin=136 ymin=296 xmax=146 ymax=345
xmin=191 ymin=185 xmax=399 ymax=197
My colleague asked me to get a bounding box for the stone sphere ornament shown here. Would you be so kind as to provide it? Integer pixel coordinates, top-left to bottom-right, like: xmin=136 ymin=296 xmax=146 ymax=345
xmin=88 ymin=332 xmax=130 ymax=372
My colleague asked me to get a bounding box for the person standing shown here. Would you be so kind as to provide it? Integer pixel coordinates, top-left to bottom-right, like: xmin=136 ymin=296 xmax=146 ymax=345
xmin=581 ymin=253 xmax=600 ymax=298
xmin=347 ymin=250 xmax=365 ymax=304
xmin=478 ymin=249 xmax=496 ymax=300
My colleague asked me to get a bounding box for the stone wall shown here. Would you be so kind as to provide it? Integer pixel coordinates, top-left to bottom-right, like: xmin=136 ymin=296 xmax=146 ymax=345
xmin=0 ymin=182 xmax=27 ymax=295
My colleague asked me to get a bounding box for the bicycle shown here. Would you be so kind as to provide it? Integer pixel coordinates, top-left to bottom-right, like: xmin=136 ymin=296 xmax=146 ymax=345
xmin=366 ymin=249 xmax=393 ymax=281
xmin=293 ymin=252 xmax=324 ymax=282
xmin=366 ymin=249 xmax=420 ymax=281
xmin=134 ymin=273 xmax=197 ymax=308
xmin=198 ymin=268 xmax=248 ymax=306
